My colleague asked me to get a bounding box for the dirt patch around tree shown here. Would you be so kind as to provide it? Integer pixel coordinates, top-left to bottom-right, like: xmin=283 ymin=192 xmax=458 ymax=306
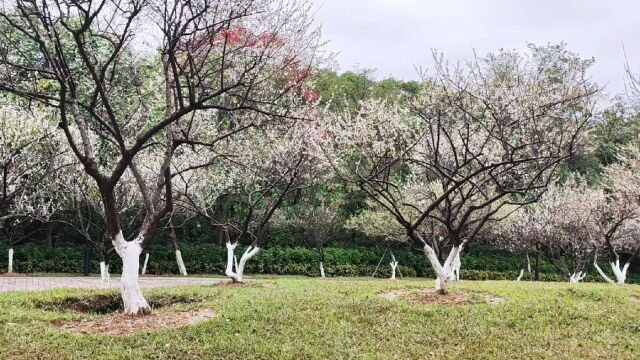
xmin=217 ymin=280 xmax=278 ymax=289
xmin=40 ymin=293 xmax=214 ymax=336
xmin=218 ymin=281 xmax=255 ymax=287
xmin=36 ymin=293 xmax=204 ymax=314
xmin=51 ymin=307 xmax=216 ymax=336
xmin=379 ymin=288 xmax=505 ymax=305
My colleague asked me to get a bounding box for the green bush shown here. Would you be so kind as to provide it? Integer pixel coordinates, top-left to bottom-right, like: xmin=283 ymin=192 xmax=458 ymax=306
xmin=0 ymin=242 xmax=636 ymax=283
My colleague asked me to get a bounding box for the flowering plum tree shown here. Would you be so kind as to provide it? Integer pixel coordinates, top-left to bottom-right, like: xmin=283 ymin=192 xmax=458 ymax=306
xmin=178 ymin=112 xmax=325 ymax=283
xmin=283 ymin=203 xmax=343 ymax=278
xmin=0 ymin=0 xmax=322 ymax=314
xmin=499 ymin=160 xmax=640 ymax=284
xmin=321 ymin=44 xmax=598 ymax=294
xmin=499 ymin=180 xmax=602 ymax=283
xmin=346 ymin=203 xmax=410 ymax=280
xmin=0 ymin=105 xmax=62 ymax=273
xmin=592 ymin=160 xmax=640 ymax=284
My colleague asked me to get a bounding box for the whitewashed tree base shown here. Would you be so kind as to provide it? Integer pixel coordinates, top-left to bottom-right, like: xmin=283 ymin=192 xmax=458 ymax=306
xmin=141 ymin=253 xmax=149 ymax=275
xmin=423 ymin=244 xmax=465 ymax=295
xmin=390 ymin=260 xmax=398 ymax=280
xmin=319 ymin=261 xmax=325 ymax=278
xmin=176 ymin=250 xmax=188 ymax=276
xmin=99 ymin=261 xmax=110 ymax=284
xmin=594 ymin=255 xmax=629 ymax=284
xmin=569 ymin=271 xmax=586 ymax=283
xmin=7 ymin=248 xmax=14 ymax=274
xmin=113 ymin=231 xmax=151 ymax=315
xmin=452 ymin=250 xmax=462 ymax=281
xmin=389 ymin=252 xmax=399 ymax=280
xmin=225 ymin=242 xmax=260 ymax=283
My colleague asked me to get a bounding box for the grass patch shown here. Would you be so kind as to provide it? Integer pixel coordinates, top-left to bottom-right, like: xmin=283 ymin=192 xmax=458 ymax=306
xmin=1 ymin=278 xmax=639 ymax=359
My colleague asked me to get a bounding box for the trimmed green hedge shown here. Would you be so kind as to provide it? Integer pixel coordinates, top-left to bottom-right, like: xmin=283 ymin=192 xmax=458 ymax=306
xmin=0 ymin=242 xmax=636 ymax=283
xmin=0 ymin=243 xmax=87 ymax=274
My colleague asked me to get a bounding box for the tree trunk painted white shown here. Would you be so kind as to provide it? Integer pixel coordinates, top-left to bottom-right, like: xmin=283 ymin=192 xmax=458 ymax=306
xmin=593 ymin=261 xmax=614 ymax=284
xmin=452 ymin=245 xmax=464 ymax=281
xmin=434 ymin=275 xmax=451 ymax=294
xmin=176 ymin=249 xmax=188 ymax=276
xmin=113 ymin=231 xmax=150 ymax=315
xmin=99 ymin=261 xmax=110 ymax=284
xmin=7 ymin=248 xmax=13 ymax=274
xmin=516 ymin=254 xmax=532 ymax=281
xmin=594 ymin=257 xmax=629 ymax=284
xmin=610 ymin=259 xmax=629 ymax=284
xmin=423 ymin=244 xmax=463 ymax=295
xmin=389 ymin=252 xmax=399 ymax=280
xmin=569 ymin=271 xmax=586 ymax=283
xmin=141 ymin=252 xmax=149 ymax=275
xmin=390 ymin=260 xmax=398 ymax=280
xmin=319 ymin=261 xmax=325 ymax=278
xmin=225 ymin=242 xmax=260 ymax=283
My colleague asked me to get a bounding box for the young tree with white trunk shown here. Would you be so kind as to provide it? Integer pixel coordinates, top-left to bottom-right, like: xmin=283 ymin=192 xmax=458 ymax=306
xmin=221 ymin=143 xmax=309 ymax=284
xmin=346 ymin=203 xmax=414 ymax=280
xmin=592 ymin=160 xmax=640 ymax=284
xmin=281 ymin=204 xmax=343 ymax=278
xmin=321 ymin=44 xmax=597 ymax=294
xmin=0 ymin=0 xmax=322 ymax=314
xmin=179 ymin=114 xmax=324 ymax=283
xmin=493 ymin=214 xmax=536 ymax=281
xmin=160 ymin=213 xmax=189 ymax=276
xmin=389 ymin=252 xmax=399 ymax=280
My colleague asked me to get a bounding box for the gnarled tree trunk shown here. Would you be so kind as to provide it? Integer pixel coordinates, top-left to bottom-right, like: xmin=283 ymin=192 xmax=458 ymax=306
xmin=113 ymin=231 xmax=150 ymax=315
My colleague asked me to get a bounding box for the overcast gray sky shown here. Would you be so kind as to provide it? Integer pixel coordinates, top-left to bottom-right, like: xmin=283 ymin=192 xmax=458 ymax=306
xmin=314 ymin=0 xmax=640 ymax=96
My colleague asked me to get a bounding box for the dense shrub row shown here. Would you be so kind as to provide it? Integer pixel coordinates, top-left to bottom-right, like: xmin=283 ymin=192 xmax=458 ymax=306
xmin=3 ymin=242 xmax=634 ymax=283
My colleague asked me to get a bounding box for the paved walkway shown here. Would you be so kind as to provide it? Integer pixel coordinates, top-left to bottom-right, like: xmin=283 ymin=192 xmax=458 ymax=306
xmin=0 ymin=276 xmax=222 ymax=293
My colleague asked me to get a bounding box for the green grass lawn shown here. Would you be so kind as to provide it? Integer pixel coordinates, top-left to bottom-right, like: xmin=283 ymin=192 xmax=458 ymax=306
xmin=1 ymin=277 xmax=639 ymax=359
